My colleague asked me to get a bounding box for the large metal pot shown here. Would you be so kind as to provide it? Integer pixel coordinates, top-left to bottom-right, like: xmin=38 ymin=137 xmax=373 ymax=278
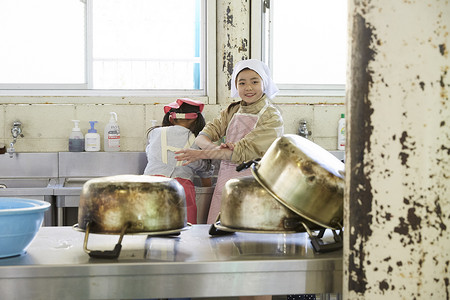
xmin=78 ymin=174 xmax=187 ymax=234
xmin=218 ymin=176 xmax=321 ymax=233
xmin=76 ymin=175 xmax=188 ymax=258
xmin=251 ymin=134 xmax=345 ymax=229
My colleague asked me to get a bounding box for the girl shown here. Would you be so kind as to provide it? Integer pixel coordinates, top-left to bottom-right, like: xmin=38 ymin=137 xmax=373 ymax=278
xmin=143 ymin=98 xmax=214 ymax=224
xmin=175 ymin=59 xmax=284 ymax=224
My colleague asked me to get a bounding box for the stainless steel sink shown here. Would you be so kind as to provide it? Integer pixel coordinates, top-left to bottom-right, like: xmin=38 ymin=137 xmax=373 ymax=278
xmin=54 ymin=152 xmax=148 ymax=226
xmin=0 ymin=178 xmax=55 ymax=189
xmin=0 ymin=153 xmax=59 ymax=226
xmin=0 ymin=153 xmax=59 ymax=178
xmin=0 ymin=178 xmax=56 ymax=197
xmin=60 ymin=178 xmax=89 ymax=188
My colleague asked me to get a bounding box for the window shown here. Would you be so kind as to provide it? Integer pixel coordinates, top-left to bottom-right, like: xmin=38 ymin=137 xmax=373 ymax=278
xmin=252 ymin=0 xmax=348 ymax=96
xmin=0 ymin=0 xmax=215 ymax=96
xmin=0 ymin=0 xmax=85 ymax=86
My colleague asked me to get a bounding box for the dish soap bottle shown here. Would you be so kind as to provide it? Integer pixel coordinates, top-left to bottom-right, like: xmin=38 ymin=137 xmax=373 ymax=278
xmin=104 ymin=112 xmax=120 ymax=152
xmin=69 ymin=120 xmax=84 ymax=152
xmin=337 ymin=113 xmax=346 ymax=150
xmin=85 ymin=121 xmax=100 ymax=152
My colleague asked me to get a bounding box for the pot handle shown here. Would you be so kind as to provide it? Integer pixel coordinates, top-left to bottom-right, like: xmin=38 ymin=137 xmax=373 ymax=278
xmin=235 ymin=158 xmax=261 ymax=172
xmin=301 ymin=222 xmax=343 ymax=253
xmin=83 ymin=222 xmax=130 ymax=259
xmin=209 ymin=213 xmax=234 ymax=236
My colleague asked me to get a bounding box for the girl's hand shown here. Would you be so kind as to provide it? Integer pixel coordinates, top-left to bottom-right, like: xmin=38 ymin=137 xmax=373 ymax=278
xmin=219 ymin=142 xmax=235 ymax=150
xmin=175 ymin=149 xmax=202 ymax=165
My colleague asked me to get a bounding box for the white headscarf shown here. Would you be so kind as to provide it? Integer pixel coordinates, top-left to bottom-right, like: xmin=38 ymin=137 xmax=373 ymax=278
xmin=230 ymin=59 xmax=279 ymax=100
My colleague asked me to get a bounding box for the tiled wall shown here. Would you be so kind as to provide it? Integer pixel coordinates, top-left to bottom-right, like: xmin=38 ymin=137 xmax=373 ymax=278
xmin=277 ymin=102 xmax=345 ymax=150
xmin=0 ymin=99 xmax=344 ymax=152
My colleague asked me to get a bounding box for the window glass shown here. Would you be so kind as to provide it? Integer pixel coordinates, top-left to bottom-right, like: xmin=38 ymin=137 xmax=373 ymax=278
xmin=0 ymin=0 xmax=85 ymax=84
xmin=263 ymin=0 xmax=348 ymax=94
xmin=0 ymin=0 xmax=204 ymax=92
xmin=92 ymin=0 xmax=201 ymax=89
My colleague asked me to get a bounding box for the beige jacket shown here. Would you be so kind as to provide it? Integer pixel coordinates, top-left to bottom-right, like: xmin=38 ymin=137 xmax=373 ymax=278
xmin=200 ymin=95 xmax=284 ymax=164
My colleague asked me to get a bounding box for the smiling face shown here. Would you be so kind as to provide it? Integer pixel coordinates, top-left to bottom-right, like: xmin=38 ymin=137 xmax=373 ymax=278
xmin=236 ymin=69 xmax=264 ymax=104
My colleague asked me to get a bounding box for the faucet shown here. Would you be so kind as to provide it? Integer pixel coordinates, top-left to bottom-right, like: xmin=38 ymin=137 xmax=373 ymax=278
xmin=298 ymin=120 xmax=311 ymax=139
xmin=8 ymin=121 xmax=24 ymax=158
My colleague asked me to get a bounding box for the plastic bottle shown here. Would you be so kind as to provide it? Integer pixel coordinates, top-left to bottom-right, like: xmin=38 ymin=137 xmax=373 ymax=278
xmin=69 ymin=120 xmax=84 ymax=152
xmin=104 ymin=112 xmax=120 ymax=152
xmin=85 ymin=121 xmax=100 ymax=152
xmin=337 ymin=113 xmax=346 ymax=150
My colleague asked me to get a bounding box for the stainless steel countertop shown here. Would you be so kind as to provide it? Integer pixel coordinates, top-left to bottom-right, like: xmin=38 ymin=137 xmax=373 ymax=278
xmin=0 ymin=225 xmax=342 ymax=300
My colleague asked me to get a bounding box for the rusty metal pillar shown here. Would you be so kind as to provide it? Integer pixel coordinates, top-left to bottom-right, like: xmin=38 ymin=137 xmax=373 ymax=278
xmin=344 ymin=0 xmax=450 ymax=299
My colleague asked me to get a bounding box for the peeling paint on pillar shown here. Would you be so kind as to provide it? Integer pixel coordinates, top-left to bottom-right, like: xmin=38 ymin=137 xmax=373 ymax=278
xmin=218 ymin=1 xmax=249 ymax=98
xmin=345 ymin=1 xmax=450 ymax=299
xmin=347 ymin=12 xmax=376 ymax=295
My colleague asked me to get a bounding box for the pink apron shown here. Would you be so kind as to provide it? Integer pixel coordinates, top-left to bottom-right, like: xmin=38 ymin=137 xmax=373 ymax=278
xmin=206 ymin=101 xmax=269 ymax=224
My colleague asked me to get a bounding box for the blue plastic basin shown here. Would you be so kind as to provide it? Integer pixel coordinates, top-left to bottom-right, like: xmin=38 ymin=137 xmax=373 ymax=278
xmin=0 ymin=198 xmax=50 ymax=258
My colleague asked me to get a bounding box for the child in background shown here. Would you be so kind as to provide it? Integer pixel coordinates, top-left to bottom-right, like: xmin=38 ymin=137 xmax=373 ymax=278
xmin=143 ymin=98 xmax=214 ymax=224
xmin=174 ymin=59 xmax=284 ymax=224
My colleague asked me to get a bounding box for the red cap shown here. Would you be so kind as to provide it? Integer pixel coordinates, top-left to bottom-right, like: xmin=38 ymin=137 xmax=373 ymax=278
xmin=164 ymin=98 xmax=204 ymax=114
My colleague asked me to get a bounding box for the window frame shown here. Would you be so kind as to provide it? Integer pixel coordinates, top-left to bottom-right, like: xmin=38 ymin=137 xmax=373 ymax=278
xmin=250 ymin=0 xmax=346 ymax=97
xmin=0 ymin=0 xmax=217 ymax=103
